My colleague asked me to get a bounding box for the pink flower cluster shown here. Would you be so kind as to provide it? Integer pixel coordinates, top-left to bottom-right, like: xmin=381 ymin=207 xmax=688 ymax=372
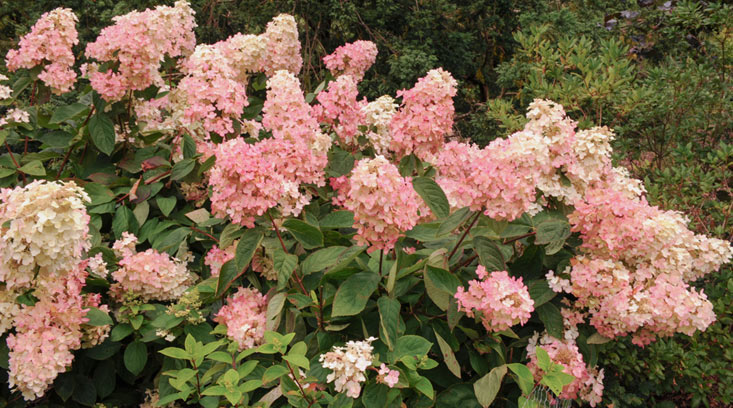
xmin=561 ymin=186 xmax=731 ymax=345
xmin=323 ymin=40 xmax=378 ymax=80
xmin=5 ymin=8 xmax=78 ymax=94
xmin=526 ymin=333 xmax=604 ymax=406
xmin=313 ymin=75 xmax=366 ymax=147
xmin=454 ymin=267 xmax=534 ymax=332
xmin=7 ymin=262 xmax=110 ymax=400
xmin=177 ymin=42 xmax=250 ymax=136
xmin=389 ymin=68 xmax=457 ymax=160
xmin=215 ymin=287 xmax=267 ymax=350
xmin=333 ymin=156 xmax=429 ymax=252
xmin=377 ymin=363 xmax=400 ymax=388
xmin=110 ymin=233 xmax=195 ymax=302
xmin=84 ymin=1 xmax=196 ymax=101
xmin=210 ymin=71 xmax=329 ymax=226
xmin=260 ymin=14 xmax=302 ymax=76
xmin=204 ymin=244 xmax=235 ymax=277
xmin=433 ymin=140 xmax=539 ymax=221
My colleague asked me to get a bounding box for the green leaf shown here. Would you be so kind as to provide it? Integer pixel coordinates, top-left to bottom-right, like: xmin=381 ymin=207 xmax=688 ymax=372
xmin=332 ymin=271 xmax=380 ymax=317
xmin=586 ymin=332 xmax=613 ymax=345
xmin=110 ymin=324 xmax=133 ymax=342
xmin=394 ymin=335 xmax=432 ymax=360
xmin=0 ymin=167 xmax=14 ymax=178
xmin=302 ymin=246 xmax=347 ymax=275
xmin=273 ymin=249 xmax=298 ymax=290
xmin=378 ymin=297 xmax=400 ymax=351
xmin=473 ymin=237 xmax=507 ymax=271
xmin=527 ymin=279 xmax=556 ymax=308
xmin=282 ymin=219 xmax=323 ymax=249
xmin=93 ymin=359 xmax=116 ymax=399
xmin=266 ymin=292 xmax=287 ymax=331
xmin=235 ymin=229 xmax=264 ymax=271
xmin=536 ymin=303 xmax=564 ymax=339
xmin=437 ymin=207 xmax=472 ymax=236
xmin=262 ymin=365 xmax=289 ymax=384
xmin=424 ymin=265 xmax=460 ymax=294
xmin=434 ymin=330 xmax=461 ymax=378
xmin=411 ymin=374 xmax=434 ymax=400
xmin=156 ymin=196 xmax=177 ymax=217
xmin=112 ymin=206 xmax=135 ymax=239
xmin=324 ymin=245 xmax=366 ymax=276
xmin=171 ymin=158 xmax=195 ymax=181
xmin=282 ymin=354 xmax=310 ymax=370
xmin=124 ymin=341 xmax=147 ymax=376
xmin=507 ymin=363 xmax=535 ymax=395
xmin=85 ymin=183 xmax=115 ymax=206
xmin=535 ymin=219 xmax=571 ymax=245
xmin=320 ymin=211 xmax=355 ymax=229
xmin=535 ymin=347 xmax=552 ymax=372
xmin=160 ymin=347 xmax=190 ymax=360
xmin=412 ymin=177 xmax=450 ymax=219
xmin=50 ymin=103 xmax=88 ymax=124
xmin=88 ymin=114 xmax=115 ymax=155
xmin=18 ymin=160 xmax=46 ymax=176
xmin=474 ymin=365 xmax=507 ymax=407
xmin=85 ymin=307 xmax=113 ymax=326
xmin=182 ymin=133 xmax=197 ymax=159
xmin=215 ymin=261 xmax=239 ymax=297
xmin=541 ymin=371 xmax=575 ymax=397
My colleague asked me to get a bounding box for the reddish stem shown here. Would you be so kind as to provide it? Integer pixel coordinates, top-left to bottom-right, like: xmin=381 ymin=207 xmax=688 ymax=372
xmin=5 ymin=141 xmax=27 ymax=184
xmin=190 ymin=226 xmax=219 ymax=243
xmin=448 ymin=212 xmax=481 ymax=261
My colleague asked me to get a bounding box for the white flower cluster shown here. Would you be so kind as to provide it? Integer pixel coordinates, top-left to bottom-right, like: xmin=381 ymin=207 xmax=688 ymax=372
xmin=0 ymin=180 xmax=90 ymax=290
xmin=362 ymin=95 xmax=398 ymax=155
xmin=319 ymin=337 xmax=376 ymax=398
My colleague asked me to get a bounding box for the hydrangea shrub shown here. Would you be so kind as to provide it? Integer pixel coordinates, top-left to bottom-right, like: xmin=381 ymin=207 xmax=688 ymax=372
xmin=0 ymin=3 xmax=730 ymax=407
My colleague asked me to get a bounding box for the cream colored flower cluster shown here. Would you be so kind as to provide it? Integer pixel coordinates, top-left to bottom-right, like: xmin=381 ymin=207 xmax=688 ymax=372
xmin=319 ymin=337 xmax=376 ymax=398
xmin=0 ymin=180 xmax=90 ymax=290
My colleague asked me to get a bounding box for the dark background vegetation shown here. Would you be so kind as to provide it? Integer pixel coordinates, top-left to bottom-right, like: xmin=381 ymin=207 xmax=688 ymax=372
xmin=1 ymin=0 xmax=730 ymax=406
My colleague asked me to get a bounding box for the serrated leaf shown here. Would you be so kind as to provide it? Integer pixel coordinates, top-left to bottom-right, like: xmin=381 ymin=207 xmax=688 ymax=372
xmin=527 ymin=279 xmax=556 ymax=308
xmin=301 ymin=246 xmax=347 ymax=275
xmin=171 ymin=158 xmax=195 ymax=181
xmin=536 ymin=303 xmax=564 ymax=339
xmin=474 ymin=236 xmax=507 ymax=271
xmin=273 ymin=249 xmax=298 ymax=290
xmin=156 ymin=196 xmax=176 ymax=217
xmin=50 ymin=103 xmax=88 ymax=124
xmin=319 ymin=210 xmax=354 ymax=229
xmin=124 ymin=341 xmax=147 ymax=375
xmin=332 ymin=271 xmax=380 ymax=317
xmin=378 ymin=297 xmax=400 ymax=351
xmin=18 ymin=160 xmax=46 ymax=176
xmin=507 ymin=363 xmax=535 ymax=396
xmin=282 ymin=219 xmax=323 ymax=249
xmin=85 ymin=307 xmax=113 ymax=326
xmin=434 ymin=330 xmax=461 ymax=378
xmin=474 ymin=364 xmax=507 ymax=407
xmin=535 ymin=219 xmax=571 ymax=245
xmin=262 ymin=365 xmax=289 ymax=384
xmin=88 ymin=113 xmax=115 ymax=155
xmin=235 ymin=229 xmax=264 ymax=271
xmin=412 ymin=177 xmax=450 ymax=219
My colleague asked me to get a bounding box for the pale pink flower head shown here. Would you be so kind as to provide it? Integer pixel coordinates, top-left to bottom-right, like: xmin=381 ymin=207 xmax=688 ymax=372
xmin=7 ymin=262 xmax=107 ymax=401
xmin=177 ymin=42 xmax=248 ymax=136
xmin=215 ymin=287 xmax=267 ymax=350
xmin=110 ymin=234 xmax=195 ymax=302
xmin=0 ymin=180 xmax=90 ymax=291
xmin=377 ymin=363 xmax=400 ymax=388
xmin=454 ymin=267 xmax=534 ymax=332
xmin=5 ymin=8 xmax=78 ymax=94
xmin=323 ymin=40 xmax=378 ymax=80
xmin=204 ymin=244 xmax=235 ymax=277
xmin=389 ymin=68 xmax=457 ymax=160
xmin=84 ymin=1 xmax=197 ymax=101
xmin=336 ymin=156 xmax=428 ymax=252
xmin=260 ymin=14 xmax=302 ymax=76
xmin=313 ymin=75 xmax=366 ymax=146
